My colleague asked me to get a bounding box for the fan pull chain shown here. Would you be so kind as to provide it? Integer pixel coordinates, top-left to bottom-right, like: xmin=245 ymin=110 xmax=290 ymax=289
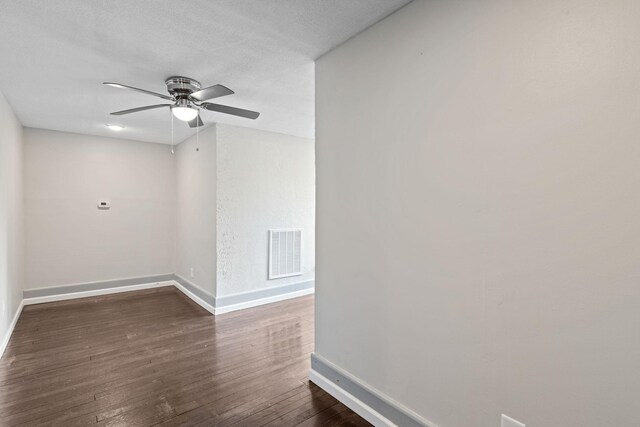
xmin=171 ymin=112 xmax=174 ymax=154
xmin=196 ymin=113 xmax=199 ymax=147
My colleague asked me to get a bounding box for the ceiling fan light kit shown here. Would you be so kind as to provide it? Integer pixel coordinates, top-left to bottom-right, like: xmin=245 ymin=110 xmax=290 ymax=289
xmin=104 ymin=76 xmax=260 ymax=128
xmin=171 ymin=99 xmax=199 ymax=122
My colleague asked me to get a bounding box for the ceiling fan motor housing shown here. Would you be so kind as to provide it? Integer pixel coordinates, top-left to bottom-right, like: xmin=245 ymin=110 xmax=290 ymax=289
xmin=165 ymin=76 xmax=201 ymax=98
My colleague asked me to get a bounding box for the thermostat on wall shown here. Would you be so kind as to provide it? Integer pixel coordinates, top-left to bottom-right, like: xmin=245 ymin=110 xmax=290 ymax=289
xmin=97 ymin=201 xmax=111 ymax=210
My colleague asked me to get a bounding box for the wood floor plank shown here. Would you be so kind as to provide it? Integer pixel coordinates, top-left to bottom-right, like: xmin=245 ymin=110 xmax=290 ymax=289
xmin=0 ymin=288 xmax=370 ymax=426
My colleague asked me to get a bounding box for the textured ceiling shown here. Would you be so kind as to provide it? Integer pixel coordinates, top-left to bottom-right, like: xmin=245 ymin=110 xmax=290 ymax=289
xmin=0 ymin=0 xmax=411 ymax=144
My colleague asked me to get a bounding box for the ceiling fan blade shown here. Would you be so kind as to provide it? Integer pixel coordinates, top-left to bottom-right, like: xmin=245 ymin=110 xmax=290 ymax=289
xmin=103 ymin=82 xmax=175 ymax=101
xmin=200 ymin=102 xmax=260 ymax=120
xmin=190 ymin=84 xmax=234 ymax=102
xmin=110 ymin=104 xmax=171 ymax=115
xmin=188 ymin=115 xmax=204 ymax=128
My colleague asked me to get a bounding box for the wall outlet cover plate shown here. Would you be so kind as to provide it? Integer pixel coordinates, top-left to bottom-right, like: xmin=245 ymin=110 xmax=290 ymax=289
xmin=501 ymin=414 xmax=525 ymax=427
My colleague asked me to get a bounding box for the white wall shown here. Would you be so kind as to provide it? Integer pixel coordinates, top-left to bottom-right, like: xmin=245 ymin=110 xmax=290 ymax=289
xmin=24 ymin=129 xmax=175 ymax=289
xmin=315 ymin=1 xmax=640 ymax=426
xmin=0 ymin=91 xmax=23 ymax=345
xmin=216 ymin=124 xmax=315 ymax=297
xmin=175 ymin=126 xmax=217 ymax=295
xmin=23 ymin=122 xmax=313 ymax=302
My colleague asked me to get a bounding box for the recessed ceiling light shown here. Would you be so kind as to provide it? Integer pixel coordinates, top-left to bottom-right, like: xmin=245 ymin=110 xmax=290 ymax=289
xmin=106 ymin=124 xmax=124 ymax=131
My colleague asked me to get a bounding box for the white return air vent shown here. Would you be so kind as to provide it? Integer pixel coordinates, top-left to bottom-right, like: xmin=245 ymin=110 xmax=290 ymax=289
xmin=269 ymin=229 xmax=302 ymax=279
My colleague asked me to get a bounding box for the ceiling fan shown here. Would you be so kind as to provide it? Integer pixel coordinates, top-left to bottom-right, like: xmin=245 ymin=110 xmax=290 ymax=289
xmin=103 ymin=76 xmax=260 ymax=128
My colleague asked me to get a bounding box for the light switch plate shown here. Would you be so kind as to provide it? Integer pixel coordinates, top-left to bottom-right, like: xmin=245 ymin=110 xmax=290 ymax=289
xmin=501 ymin=414 xmax=525 ymax=427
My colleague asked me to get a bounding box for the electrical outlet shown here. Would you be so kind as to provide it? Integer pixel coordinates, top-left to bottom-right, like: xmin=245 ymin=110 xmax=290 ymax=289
xmin=501 ymin=414 xmax=525 ymax=427
xmin=190 ymin=268 xmax=194 ymax=278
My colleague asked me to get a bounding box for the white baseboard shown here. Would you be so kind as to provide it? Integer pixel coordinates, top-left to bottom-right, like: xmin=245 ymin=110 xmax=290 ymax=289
xmin=172 ymin=280 xmax=314 ymax=315
xmin=309 ymin=369 xmax=397 ymax=427
xmin=20 ymin=275 xmax=312 ymax=314
xmin=0 ymin=299 xmax=24 ymax=358
xmin=22 ymin=281 xmax=174 ymax=306
xmin=310 ymin=353 xmax=435 ymax=427
xmin=172 ymin=280 xmax=216 ymax=315
xmin=214 ymin=287 xmax=314 ymax=315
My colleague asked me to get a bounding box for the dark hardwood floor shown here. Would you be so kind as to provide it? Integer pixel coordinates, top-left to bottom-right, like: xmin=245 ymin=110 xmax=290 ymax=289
xmin=0 ymin=287 xmax=370 ymax=426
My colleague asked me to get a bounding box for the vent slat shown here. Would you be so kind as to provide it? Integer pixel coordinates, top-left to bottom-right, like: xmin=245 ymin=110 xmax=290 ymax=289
xmin=269 ymin=229 xmax=302 ymax=279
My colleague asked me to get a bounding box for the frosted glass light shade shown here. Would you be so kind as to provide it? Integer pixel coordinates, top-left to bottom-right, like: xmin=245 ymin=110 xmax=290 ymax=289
xmin=171 ymin=106 xmax=199 ymax=122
